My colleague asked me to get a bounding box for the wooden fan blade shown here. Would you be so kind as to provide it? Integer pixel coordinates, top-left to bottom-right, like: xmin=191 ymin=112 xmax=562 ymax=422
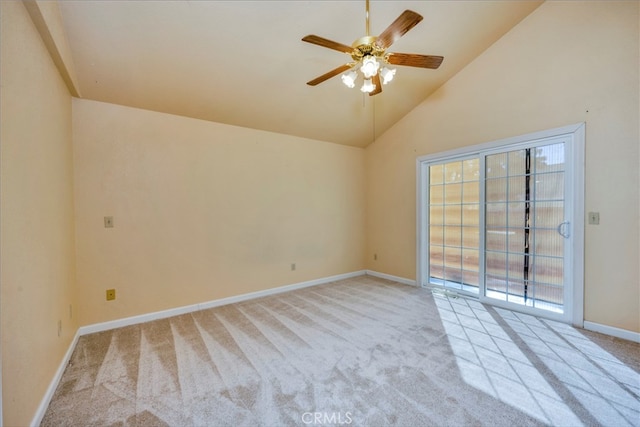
xmin=369 ymin=73 xmax=382 ymax=96
xmin=306 ymin=64 xmax=353 ymax=86
xmin=386 ymin=53 xmax=444 ymax=69
xmin=302 ymin=35 xmax=353 ymax=54
xmin=374 ymin=10 xmax=423 ymax=50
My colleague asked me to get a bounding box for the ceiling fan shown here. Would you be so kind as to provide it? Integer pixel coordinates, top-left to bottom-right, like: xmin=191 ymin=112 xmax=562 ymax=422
xmin=302 ymin=0 xmax=444 ymax=96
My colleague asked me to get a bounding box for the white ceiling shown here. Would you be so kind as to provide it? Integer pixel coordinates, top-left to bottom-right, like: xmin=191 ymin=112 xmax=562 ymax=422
xmin=57 ymin=1 xmax=543 ymax=148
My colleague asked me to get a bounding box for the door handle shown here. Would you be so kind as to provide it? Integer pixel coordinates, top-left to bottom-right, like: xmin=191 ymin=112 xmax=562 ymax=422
xmin=557 ymin=221 xmax=570 ymax=238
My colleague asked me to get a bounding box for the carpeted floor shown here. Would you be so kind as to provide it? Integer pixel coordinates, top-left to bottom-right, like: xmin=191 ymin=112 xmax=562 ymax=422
xmin=41 ymin=275 xmax=640 ymax=426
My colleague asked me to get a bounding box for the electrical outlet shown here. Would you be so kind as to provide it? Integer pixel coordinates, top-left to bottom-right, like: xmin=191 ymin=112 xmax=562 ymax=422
xmin=69 ymin=304 xmax=73 ymax=319
xmin=104 ymin=216 xmax=114 ymax=228
xmin=588 ymin=212 xmax=600 ymax=225
xmin=374 ymin=253 xmax=378 ymax=260
xmin=291 ymin=263 xmax=296 ymax=271
xmin=57 ymin=320 xmax=62 ymax=337
xmin=106 ymin=289 xmax=116 ymax=301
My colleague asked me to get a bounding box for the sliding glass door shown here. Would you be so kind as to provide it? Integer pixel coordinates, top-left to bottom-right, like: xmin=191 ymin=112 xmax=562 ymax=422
xmin=428 ymin=158 xmax=480 ymax=294
xmin=418 ymin=125 xmax=584 ymax=323
xmin=484 ymin=142 xmax=567 ymax=313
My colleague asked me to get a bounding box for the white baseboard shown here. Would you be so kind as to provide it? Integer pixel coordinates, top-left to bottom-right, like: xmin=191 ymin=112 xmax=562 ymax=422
xmin=365 ymin=270 xmax=417 ymax=286
xmin=78 ymin=302 xmax=202 ymax=336
xmin=79 ymin=270 xmax=367 ymax=336
xmin=29 ymin=270 xmax=639 ymax=426
xmin=30 ymin=330 xmax=80 ymax=427
xmin=583 ymin=321 xmax=640 ymax=343
xmin=198 ymin=270 xmax=366 ymax=310
xmin=36 ymin=270 xmax=366 ymax=426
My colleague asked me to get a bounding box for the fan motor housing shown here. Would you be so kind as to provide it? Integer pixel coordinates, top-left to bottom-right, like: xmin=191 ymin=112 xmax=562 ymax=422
xmin=351 ymin=36 xmax=385 ymax=61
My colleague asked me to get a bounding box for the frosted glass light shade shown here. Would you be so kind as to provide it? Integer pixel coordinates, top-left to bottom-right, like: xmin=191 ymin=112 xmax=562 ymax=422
xmin=341 ymin=70 xmax=357 ymax=88
xmin=360 ymin=56 xmax=380 ymax=78
xmin=380 ymin=67 xmax=396 ymax=84
xmin=360 ymin=78 xmax=375 ymax=93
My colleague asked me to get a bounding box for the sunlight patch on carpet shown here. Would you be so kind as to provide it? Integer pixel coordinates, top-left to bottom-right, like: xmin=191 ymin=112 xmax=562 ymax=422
xmin=434 ymin=294 xmax=582 ymax=425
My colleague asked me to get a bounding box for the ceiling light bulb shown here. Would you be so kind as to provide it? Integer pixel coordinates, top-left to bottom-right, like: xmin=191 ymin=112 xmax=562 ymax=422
xmin=360 ymin=78 xmax=375 ymax=93
xmin=341 ymin=70 xmax=357 ymax=88
xmin=380 ymin=67 xmax=396 ymax=84
xmin=360 ymin=56 xmax=380 ymax=79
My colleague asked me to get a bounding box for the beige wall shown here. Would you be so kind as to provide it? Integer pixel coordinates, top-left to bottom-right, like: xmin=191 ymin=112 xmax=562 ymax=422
xmin=366 ymin=1 xmax=640 ymax=333
xmin=3 ymin=0 xmax=638 ymax=424
xmin=73 ymin=99 xmax=366 ymax=326
xmin=0 ymin=1 xmax=78 ymax=426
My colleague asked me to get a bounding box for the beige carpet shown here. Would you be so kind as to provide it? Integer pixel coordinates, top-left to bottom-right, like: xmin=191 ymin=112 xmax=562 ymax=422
xmin=42 ymin=275 xmax=640 ymax=426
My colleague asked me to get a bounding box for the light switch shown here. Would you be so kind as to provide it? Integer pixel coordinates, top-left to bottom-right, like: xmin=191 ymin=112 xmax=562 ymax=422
xmin=588 ymin=212 xmax=600 ymax=225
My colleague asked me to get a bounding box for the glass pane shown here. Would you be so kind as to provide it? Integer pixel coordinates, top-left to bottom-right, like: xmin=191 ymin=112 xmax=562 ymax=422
xmin=486 ymin=251 xmax=507 ymax=276
xmin=534 ymin=202 xmax=564 ymax=228
xmin=533 ymin=229 xmax=563 ymax=258
xmin=508 ymin=150 xmax=527 ymax=175
xmin=507 ymin=228 xmax=526 ymax=254
xmin=486 ymin=274 xmax=507 ymax=294
xmin=486 ymin=178 xmax=507 ymax=202
xmin=486 ymin=228 xmax=507 ymax=252
xmin=444 ymin=226 xmax=461 ymax=246
xmin=462 ymin=249 xmax=479 ymax=272
xmin=462 ymin=182 xmax=479 ymax=203
xmin=429 ymin=245 xmax=444 ymax=265
xmin=508 ymin=202 xmax=526 ymax=228
xmin=486 ymin=203 xmax=507 ymax=226
xmin=430 ymin=185 xmax=444 ymax=204
xmin=430 ymin=164 xmax=444 ymax=185
xmin=445 ymin=162 xmax=463 ymax=183
xmin=507 ymin=280 xmax=525 ymax=299
xmin=535 ymin=144 xmax=564 ymax=173
xmin=444 ymin=205 xmax=462 ymax=224
xmin=430 ymin=264 xmax=444 ymax=280
xmin=444 ymin=267 xmax=463 ymax=285
xmin=444 ymin=246 xmax=461 ymax=268
xmin=429 ymin=159 xmax=481 ymax=293
xmin=429 ymin=226 xmax=444 ymax=245
xmin=533 ymin=284 xmax=563 ymax=305
xmin=462 ymin=205 xmax=479 ymax=226
xmin=445 ymin=183 xmax=462 ymax=202
xmin=463 ymin=159 xmax=480 ymax=181
xmin=430 ymin=205 xmax=444 ymax=225
xmin=508 ymin=176 xmax=526 ymax=201
xmin=535 ymin=172 xmax=564 ymax=201
xmin=483 ymin=143 xmax=567 ymax=315
xmin=463 ymin=270 xmax=480 ymax=288
xmin=462 ymin=226 xmax=480 ymax=249
xmin=532 ymin=256 xmax=563 ymax=286
xmin=486 ymin=153 xmax=507 ymax=178
xmin=508 ymin=255 xmax=525 ymax=280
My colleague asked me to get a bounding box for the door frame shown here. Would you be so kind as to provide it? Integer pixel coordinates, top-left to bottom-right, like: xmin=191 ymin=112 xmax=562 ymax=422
xmin=417 ymin=123 xmax=585 ymax=326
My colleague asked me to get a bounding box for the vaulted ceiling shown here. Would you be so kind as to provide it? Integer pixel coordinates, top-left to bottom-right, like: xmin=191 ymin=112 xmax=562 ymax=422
xmin=50 ymin=1 xmax=543 ymax=148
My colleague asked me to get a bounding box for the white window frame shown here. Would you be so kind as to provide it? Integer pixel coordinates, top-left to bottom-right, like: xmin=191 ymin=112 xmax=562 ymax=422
xmin=417 ymin=123 xmax=585 ymax=326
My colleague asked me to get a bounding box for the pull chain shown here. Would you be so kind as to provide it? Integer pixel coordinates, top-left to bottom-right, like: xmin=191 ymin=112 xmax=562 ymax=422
xmin=372 ymin=97 xmax=376 ymax=143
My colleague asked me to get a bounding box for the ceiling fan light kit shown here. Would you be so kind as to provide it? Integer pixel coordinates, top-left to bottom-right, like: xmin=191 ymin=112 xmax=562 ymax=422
xmin=360 ymin=78 xmax=376 ymax=93
xmin=302 ymin=0 xmax=444 ymax=97
xmin=360 ymin=55 xmax=380 ymax=79
xmin=341 ymin=70 xmax=358 ymax=88
xmin=380 ymin=67 xmax=396 ymax=84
